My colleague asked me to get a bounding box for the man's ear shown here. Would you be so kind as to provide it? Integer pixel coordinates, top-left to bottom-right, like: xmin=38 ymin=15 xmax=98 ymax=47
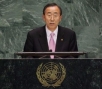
xmin=42 ymin=15 xmax=45 ymax=21
xmin=60 ymin=15 xmax=62 ymax=22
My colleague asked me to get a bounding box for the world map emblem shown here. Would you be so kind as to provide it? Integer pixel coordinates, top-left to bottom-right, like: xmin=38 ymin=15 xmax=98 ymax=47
xmin=36 ymin=62 xmax=66 ymax=87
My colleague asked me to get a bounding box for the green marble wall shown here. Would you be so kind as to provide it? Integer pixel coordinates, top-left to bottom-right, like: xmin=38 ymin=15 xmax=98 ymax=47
xmin=0 ymin=0 xmax=101 ymax=58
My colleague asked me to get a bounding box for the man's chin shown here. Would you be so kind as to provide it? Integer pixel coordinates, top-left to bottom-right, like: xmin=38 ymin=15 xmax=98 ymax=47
xmin=50 ymin=25 xmax=57 ymax=28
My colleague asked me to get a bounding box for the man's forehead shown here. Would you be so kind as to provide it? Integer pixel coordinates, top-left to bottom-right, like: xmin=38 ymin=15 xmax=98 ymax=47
xmin=44 ymin=6 xmax=61 ymax=15
xmin=45 ymin=10 xmax=60 ymax=14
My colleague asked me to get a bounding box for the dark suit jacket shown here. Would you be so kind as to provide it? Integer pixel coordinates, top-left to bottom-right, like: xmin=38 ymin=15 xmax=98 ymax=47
xmin=23 ymin=25 xmax=78 ymax=58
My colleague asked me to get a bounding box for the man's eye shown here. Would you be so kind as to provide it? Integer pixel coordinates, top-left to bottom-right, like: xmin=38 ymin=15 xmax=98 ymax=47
xmin=48 ymin=14 xmax=51 ymax=16
xmin=54 ymin=15 xmax=57 ymax=16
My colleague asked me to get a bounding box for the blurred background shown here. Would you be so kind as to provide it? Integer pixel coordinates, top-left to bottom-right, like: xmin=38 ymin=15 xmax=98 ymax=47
xmin=0 ymin=0 xmax=101 ymax=58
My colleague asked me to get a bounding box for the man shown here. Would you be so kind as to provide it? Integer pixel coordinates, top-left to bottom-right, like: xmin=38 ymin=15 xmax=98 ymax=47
xmin=23 ymin=3 xmax=78 ymax=58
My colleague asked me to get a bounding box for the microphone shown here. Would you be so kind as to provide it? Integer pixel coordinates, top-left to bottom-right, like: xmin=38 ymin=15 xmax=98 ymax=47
xmin=49 ymin=49 xmax=52 ymax=52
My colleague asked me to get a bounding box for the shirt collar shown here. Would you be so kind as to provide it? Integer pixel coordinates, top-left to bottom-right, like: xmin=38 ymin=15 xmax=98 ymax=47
xmin=45 ymin=26 xmax=58 ymax=37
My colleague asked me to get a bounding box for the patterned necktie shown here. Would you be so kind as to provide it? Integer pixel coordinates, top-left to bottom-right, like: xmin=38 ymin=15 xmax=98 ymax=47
xmin=49 ymin=33 xmax=55 ymax=59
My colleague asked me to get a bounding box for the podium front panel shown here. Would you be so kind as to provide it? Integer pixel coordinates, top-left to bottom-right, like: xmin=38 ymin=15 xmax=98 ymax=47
xmin=0 ymin=58 xmax=102 ymax=89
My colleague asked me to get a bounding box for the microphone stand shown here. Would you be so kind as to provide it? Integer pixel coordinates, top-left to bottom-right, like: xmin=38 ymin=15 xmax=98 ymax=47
xmin=39 ymin=50 xmax=62 ymax=59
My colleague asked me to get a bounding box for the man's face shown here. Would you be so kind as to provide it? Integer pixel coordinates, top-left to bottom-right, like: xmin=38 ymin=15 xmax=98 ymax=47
xmin=43 ymin=6 xmax=62 ymax=31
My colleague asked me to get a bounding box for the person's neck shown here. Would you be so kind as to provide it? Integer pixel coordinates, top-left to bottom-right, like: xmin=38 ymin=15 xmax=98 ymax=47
xmin=49 ymin=29 xmax=55 ymax=32
xmin=46 ymin=26 xmax=58 ymax=32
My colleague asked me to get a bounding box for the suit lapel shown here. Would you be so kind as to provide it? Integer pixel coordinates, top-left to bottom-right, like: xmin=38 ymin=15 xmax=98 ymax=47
xmin=55 ymin=26 xmax=64 ymax=52
xmin=38 ymin=26 xmax=49 ymax=52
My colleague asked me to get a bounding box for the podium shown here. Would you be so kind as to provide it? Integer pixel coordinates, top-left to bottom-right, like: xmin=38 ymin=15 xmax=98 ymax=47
xmin=14 ymin=52 xmax=88 ymax=58
xmin=0 ymin=58 xmax=102 ymax=89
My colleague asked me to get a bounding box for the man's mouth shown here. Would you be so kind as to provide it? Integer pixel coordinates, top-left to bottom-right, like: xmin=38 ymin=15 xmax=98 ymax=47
xmin=50 ymin=23 xmax=55 ymax=24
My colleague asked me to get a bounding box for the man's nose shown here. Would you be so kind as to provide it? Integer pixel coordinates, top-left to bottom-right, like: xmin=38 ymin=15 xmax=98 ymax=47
xmin=50 ymin=15 xmax=54 ymax=21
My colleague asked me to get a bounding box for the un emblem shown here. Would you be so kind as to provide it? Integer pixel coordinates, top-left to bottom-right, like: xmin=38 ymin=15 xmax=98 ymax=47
xmin=36 ymin=62 xmax=66 ymax=87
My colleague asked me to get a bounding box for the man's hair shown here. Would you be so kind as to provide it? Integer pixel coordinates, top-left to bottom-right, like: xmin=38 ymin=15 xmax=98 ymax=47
xmin=43 ymin=3 xmax=62 ymax=16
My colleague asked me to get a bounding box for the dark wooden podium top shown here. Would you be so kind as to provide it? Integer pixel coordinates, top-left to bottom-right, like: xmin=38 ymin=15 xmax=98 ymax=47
xmin=14 ymin=52 xmax=88 ymax=58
